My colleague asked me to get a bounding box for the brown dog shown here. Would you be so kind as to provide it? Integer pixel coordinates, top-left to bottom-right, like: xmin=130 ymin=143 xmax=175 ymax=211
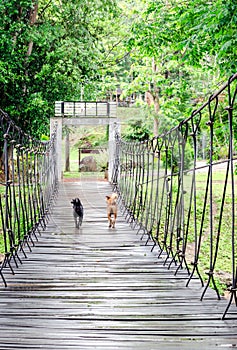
xmin=106 ymin=193 xmax=118 ymax=228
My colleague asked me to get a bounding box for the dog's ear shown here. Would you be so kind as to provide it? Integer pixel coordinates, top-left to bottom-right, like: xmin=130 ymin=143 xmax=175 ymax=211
xmin=106 ymin=196 xmax=110 ymax=200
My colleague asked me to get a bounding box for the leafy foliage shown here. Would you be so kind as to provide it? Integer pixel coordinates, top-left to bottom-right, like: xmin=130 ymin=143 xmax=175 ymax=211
xmin=123 ymin=119 xmax=151 ymax=141
xmin=0 ymin=0 xmax=118 ymax=137
xmin=0 ymin=0 xmax=236 ymax=143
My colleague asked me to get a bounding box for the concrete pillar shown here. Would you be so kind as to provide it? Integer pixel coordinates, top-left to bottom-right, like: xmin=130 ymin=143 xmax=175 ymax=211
xmin=50 ymin=117 xmax=63 ymax=181
xmin=108 ymin=121 xmax=120 ymax=182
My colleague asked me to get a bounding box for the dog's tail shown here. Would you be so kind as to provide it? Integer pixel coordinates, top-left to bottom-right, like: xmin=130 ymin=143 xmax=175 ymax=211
xmin=111 ymin=193 xmax=118 ymax=202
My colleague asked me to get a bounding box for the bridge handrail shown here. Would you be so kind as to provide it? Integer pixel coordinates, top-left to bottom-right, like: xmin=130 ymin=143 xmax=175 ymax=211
xmin=111 ymin=73 xmax=237 ymax=319
xmin=0 ymin=110 xmax=58 ymax=286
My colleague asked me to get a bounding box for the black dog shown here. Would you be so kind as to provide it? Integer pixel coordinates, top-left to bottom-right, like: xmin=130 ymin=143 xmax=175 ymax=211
xmin=71 ymin=198 xmax=84 ymax=228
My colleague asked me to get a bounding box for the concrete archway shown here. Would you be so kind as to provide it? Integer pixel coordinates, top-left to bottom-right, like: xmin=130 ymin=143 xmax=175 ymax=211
xmin=50 ymin=101 xmax=118 ymax=182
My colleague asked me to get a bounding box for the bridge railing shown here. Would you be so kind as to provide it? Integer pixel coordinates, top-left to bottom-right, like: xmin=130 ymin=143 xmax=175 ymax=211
xmin=0 ymin=110 xmax=58 ymax=286
xmin=112 ymin=73 xmax=237 ymax=319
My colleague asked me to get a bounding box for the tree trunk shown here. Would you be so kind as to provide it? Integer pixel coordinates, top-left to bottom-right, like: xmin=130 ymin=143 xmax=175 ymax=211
xmin=145 ymin=90 xmax=160 ymax=137
xmin=144 ymin=57 xmax=160 ymax=137
xmin=153 ymin=91 xmax=160 ymax=137
xmin=65 ymin=132 xmax=70 ymax=172
xmin=26 ymin=2 xmax=38 ymax=57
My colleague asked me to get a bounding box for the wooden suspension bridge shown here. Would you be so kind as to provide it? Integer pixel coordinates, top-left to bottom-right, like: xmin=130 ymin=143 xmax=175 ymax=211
xmin=0 ymin=180 xmax=236 ymax=350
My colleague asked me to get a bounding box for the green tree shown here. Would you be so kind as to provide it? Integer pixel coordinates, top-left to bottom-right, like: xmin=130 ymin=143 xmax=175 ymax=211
xmin=116 ymin=0 xmax=237 ymax=137
xmin=0 ymin=0 xmax=118 ymax=137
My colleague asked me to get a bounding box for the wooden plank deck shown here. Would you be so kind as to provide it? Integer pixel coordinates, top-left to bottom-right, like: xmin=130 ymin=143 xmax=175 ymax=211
xmin=0 ymin=181 xmax=237 ymax=350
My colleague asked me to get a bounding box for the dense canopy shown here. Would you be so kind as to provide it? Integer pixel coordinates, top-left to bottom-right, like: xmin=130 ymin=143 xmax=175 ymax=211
xmin=0 ymin=0 xmax=236 ymax=137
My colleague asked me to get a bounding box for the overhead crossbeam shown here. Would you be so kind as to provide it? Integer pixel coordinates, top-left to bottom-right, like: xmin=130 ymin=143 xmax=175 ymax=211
xmin=51 ymin=101 xmax=118 ymax=181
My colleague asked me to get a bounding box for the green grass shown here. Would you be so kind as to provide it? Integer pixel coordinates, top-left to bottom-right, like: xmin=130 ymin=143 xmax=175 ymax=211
xmin=119 ymin=164 xmax=235 ymax=295
xmin=63 ymin=171 xmax=105 ymax=181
